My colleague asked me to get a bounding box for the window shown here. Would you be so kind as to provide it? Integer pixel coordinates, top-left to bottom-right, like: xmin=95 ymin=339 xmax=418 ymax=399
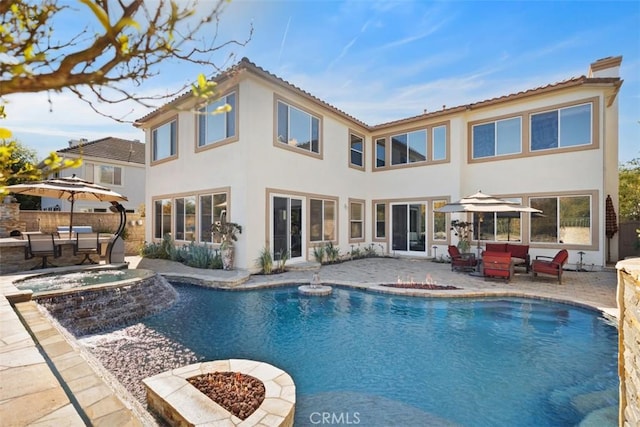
xmin=375 ymin=203 xmax=386 ymax=239
xmin=530 ymin=195 xmax=591 ymax=245
xmin=432 ymin=200 xmax=447 ymax=241
xmin=531 ymin=103 xmax=591 ymax=151
xmin=349 ymin=201 xmax=364 ymax=240
xmin=152 ymin=120 xmax=177 ymax=161
xmin=375 ymin=138 xmax=386 ymax=168
xmin=392 ymin=130 xmax=426 ymax=165
xmin=350 ymin=133 xmax=364 ymax=168
xmin=473 ymin=198 xmax=523 ymax=242
xmin=98 ymin=165 xmax=122 ymax=186
xmin=277 ymin=100 xmax=320 ymax=154
xmin=199 ymin=193 xmax=227 ymax=243
xmin=153 ymin=199 xmax=172 ymax=239
xmin=310 ymin=199 xmax=335 ymax=242
xmin=198 ymin=92 xmax=236 ymax=147
xmin=472 ymin=117 xmax=521 ymax=159
xmin=432 ymin=126 xmax=447 ymax=161
xmin=175 ymin=196 xmax=196 ymax=241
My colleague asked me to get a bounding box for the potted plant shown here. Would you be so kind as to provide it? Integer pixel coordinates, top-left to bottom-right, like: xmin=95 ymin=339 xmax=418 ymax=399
xmin=451 ymin=219 xmax=472 ymax=254
xmin=212 ymin=220 xmax=242 ymax=270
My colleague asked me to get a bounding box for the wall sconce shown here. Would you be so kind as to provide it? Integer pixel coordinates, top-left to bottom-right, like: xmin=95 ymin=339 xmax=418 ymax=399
xmin=136 ymin=219 xmax=143 ymax=226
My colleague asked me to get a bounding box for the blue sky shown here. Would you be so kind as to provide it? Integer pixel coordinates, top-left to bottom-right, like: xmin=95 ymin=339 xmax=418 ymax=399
xmin=4 ymin=0 xmax=639 ymax=163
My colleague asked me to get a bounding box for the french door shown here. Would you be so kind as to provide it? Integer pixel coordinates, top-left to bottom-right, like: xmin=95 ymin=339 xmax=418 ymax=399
xmin=391 ymin=203 xmax=427 ymax=254
xmin=273 ymin=196 xmax=304 ymax=262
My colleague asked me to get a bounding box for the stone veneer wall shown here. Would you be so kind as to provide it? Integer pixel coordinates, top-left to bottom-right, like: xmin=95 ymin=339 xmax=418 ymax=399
xmin=617 ymin=258 xmax=640 ymax=426
xmin=34 ymin=271 xmax=177 ymax=336
xmin=0 ymin=203 xmax=26 ymax=236
xmin=0 ymin=207 xmax=144 ymax=255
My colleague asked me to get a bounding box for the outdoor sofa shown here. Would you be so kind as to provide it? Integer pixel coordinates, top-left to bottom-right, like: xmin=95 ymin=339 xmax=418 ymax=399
xmin=484 ymin=243 xmax=530 ymax=272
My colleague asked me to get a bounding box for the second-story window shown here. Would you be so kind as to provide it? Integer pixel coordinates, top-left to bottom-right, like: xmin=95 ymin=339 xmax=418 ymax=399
xmin=98 ymin=165 xmax=122 ymax=186
xmin=531 ymin=103 xmax=592 ymax=151
xmin=472 ymin=117 xmax=521 ymax=159
xmin=375 ymin=138 xmax=386 ymax=168
xmin=198 ymin=92 xmax=236 ymax=148
xmin=152 ymin=119 xmax=177 ymax=162
xmin=391 ymin=129 xmax=427 ymax=165
xmin=432 ymin=125 xmax=447 ymax=161
xmin=277 ymin=100 xmax=320 ymax=154
xmin=350 ymin=133 xmax=364 ymax=169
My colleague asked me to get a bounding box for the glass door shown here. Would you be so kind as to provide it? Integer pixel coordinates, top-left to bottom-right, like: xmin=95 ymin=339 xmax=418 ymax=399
xmin=273 ymin=196 xmax=304 ymax=262
xmin=392 ymin=203 xmax=426 ymax=254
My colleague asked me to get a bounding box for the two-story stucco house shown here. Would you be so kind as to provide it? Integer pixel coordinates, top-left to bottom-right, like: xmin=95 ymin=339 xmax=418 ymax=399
xmin=42 ymin=137 xmax=145 ymax=213
xmin=135 ymin=56 xmax=622 ymax=271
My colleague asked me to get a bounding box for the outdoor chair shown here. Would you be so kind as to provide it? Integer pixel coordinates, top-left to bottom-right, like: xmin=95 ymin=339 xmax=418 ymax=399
xmin=74 ymin=232 xmax=101 ymax=265
xmin=25 ymin=233 xmax=60 ymax=269
xmin=531 ymin=249 xmax=569 ymax=285
xmin=448 ymin=245 xmax=478 ymax=272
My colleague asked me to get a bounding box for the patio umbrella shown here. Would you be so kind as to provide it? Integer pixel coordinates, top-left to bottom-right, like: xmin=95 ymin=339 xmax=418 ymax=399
xmin=436 ymin=191 xmax=542 ymax=254
xmin=605 ymin=194 xmax=618 ymax=263
xmin=5 ymin=175 xmax=128 ymax=233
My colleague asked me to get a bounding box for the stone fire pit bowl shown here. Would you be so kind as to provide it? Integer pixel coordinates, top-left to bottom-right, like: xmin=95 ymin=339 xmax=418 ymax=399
xmin=143 ymin=359 xmax=295 ymax=426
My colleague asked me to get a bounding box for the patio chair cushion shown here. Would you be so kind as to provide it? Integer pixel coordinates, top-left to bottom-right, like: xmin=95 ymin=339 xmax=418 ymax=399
xmin=482 ymin=251 xmax=514 ymax=282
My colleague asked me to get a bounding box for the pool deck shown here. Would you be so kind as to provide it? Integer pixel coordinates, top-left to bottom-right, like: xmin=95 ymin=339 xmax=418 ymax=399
xmin=0 ymin=256 xmax=621 ymax=426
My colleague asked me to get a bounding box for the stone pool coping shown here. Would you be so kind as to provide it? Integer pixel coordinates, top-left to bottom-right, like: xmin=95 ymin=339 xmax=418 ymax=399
xmin=143 ymin=359 xmax=295 ymax=427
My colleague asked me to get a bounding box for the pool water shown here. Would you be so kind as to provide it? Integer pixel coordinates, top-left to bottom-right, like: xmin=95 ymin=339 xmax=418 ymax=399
xmin=143 ymin=284 xmax=618 ymax=427
xmin=15 ymin=269 xmax=150 ymax=293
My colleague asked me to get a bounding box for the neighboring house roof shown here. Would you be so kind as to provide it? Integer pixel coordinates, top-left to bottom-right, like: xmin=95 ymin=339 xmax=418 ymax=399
xmin=134 ymin=57 xmax=623 ymax=131
xmin=57 ymin=137 xmax=145 ymax=164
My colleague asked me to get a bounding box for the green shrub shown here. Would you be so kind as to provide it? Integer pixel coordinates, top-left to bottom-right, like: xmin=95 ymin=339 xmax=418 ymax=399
xmin=276 ymin=249 xmax=289 ymax=272
xmin=256 ymin=246 xmax=274 ymax=274
xmin=325 ymin=242 xmax=340 ymax=263
xmin=312 ymin=245 xmax=324 ymax=263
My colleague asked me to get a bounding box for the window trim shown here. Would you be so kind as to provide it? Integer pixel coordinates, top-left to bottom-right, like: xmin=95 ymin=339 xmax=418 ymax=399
xmin=348 ymin=130 xmax=366 ymax=171
xmin=372 ymin=201 xmax=387 ymax=241
xmin=195 ymin=87 xmax=240 ymax=153
xmin=152 ymin=198 xmax=172 ymax=239
xmin=309 ymin=197 xmax=337 ymax=243
xmin=468 ymin=97 xmax=600 ymax=163
xmin=527 ymin=190 xmax=598 ymax=250
xmin=151 ymin=187 xmax=231 ymax=245
xmin=529 ymin=102 xmax=593 ymax=152
xmin=97 ymin=164 xmax=123 ymax=186
xmin=470 ymin=116 xmax=523 ymax=160
xmin=273 ymin=95 xmax=323 ymax=159
xmin=348 ymin=198 xmax=366 ymax=243
xmin=372 ymin=121 xmax=450 ymax=171
xmin=150 ymin=116 xmax=178 ymax=165
xmin=174 ymin=195 xmax=197 ymax=242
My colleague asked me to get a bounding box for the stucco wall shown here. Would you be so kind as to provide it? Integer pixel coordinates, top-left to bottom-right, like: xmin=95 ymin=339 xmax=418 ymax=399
xmin=616 ymin=258 xmax=640 ymax=426
xmin=141 ymin=61 xmax=621 ymax=270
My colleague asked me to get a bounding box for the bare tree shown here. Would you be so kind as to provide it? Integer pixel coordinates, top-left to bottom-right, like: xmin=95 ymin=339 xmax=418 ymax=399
xmin=0 ymin=0 xmax=252 ymax=121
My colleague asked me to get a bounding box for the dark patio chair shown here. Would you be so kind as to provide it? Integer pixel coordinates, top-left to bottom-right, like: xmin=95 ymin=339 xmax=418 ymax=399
xmin=74 ymin=232 xmax=100 ymax=265
xmin=25 ymin=233 xmax=60 ymax=269
xmin=448 ymin=245 xmax=478 ymax=272
xmin=531 ymin=249 xmax=569 ymax=284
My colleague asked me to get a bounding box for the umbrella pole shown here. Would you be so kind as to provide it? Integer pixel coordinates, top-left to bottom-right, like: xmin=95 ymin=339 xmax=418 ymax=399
xmin=69 ymin=196 xmax=75 ymax=237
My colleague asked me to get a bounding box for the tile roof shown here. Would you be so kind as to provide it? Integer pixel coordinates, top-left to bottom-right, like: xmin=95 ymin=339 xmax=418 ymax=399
xmin=57 ymin=137 xmax=145 ymax=164
xmin=134 ymin=57 xmax=622 ymax=131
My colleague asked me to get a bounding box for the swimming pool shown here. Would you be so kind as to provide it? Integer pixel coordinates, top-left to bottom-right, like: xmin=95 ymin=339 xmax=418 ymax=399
xmin=140 ymin=284 xmax=617 ymax=426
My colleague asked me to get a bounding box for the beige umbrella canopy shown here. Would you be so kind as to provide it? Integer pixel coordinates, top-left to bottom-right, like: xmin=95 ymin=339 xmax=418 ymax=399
xmin=436 ymin=191 xmax=542 ymax=253
xmin=436 ymin=191 xmax=542 ymax=214
xmin=6 ymin=175 xmax=128 ymax=232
